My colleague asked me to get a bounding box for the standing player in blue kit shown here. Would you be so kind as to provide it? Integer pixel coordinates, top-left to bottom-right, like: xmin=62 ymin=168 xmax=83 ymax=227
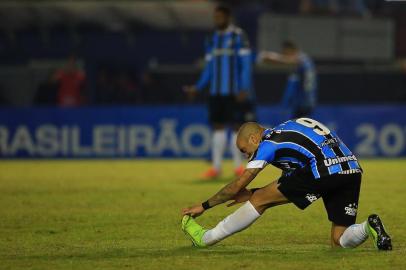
xmin=259 ymin=41 xmax=317 ymax=118
xmin=184 ymin=5 xmax=255 ymax=179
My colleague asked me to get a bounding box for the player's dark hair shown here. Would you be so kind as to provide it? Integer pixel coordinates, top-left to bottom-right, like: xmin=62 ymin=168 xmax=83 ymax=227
xmin=282 ymin=40 xmax=298 ymax=50
xmin=215 ymin=4 xmax=231 ymax=16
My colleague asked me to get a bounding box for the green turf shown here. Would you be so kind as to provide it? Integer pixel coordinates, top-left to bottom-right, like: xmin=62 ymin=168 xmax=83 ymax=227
xmin=0 ymin=159 xmax=405 ymax=270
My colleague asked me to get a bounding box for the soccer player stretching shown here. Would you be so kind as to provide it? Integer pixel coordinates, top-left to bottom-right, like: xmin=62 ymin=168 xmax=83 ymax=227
xmin=181 ymin=118 xmax=392 ymax=250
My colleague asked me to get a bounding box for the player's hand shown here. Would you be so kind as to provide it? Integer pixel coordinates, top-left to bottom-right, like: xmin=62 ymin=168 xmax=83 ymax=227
xmin=182 ymin=204 xmax=205 ymax=218
xmin=227 ymin=188 xmax=252 ymax=207
xmin=257 ymin=51 xmax=268 ymax=63
xmin=236 ymin=91 xmax=248 ymax=103
xmin=183 ymin=85 xmax=198 ymax=101
xmin=257 ymin=51 xmax=278 ymax=63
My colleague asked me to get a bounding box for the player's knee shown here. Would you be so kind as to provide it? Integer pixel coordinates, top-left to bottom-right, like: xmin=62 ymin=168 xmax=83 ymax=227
xmin=249 ymin=200 xmax=267 ymax=215
xmin=249 ymin=187 xmax=284 ymax=214
xmin=249 ymin=189 xmax=269 ymax=214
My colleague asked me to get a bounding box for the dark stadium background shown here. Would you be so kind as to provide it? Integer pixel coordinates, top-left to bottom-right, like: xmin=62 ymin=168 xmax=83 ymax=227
xmin=0 ymin=1 xmax=405 ymax=105
xmin=0 ymin=0 xmax=405 ymax=159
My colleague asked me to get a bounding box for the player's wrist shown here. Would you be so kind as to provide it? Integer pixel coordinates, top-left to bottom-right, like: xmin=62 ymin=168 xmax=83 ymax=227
xmin=202 ymin=200 xmax=211 ymax=210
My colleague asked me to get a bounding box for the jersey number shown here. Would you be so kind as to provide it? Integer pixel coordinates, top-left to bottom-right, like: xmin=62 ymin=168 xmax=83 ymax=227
xmin=296 ymin=118 xmax=331 ymax=136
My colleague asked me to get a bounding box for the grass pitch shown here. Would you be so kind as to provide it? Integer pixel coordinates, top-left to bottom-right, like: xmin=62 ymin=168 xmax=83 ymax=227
xmin=0 ymin=159 xmax=405 ymax=270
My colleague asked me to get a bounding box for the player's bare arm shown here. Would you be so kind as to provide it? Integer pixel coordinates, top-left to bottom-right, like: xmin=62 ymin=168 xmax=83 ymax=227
xmin=207 ymin=168 xmax=261 ymax=207
xmin=182 ymin=168 xmax=262 ymax=217
xmin=258 ymin=51 xmax=298 ymax=65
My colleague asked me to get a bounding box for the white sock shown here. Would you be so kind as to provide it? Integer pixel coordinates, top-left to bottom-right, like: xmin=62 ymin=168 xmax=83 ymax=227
xmin=230 ymin=131 xmax=242 ymax=168
xmin=202 ymin=201 xmax=261 ymax=246
xmin=339 ymin=221 xmax=369 ymax=248
xmin=212 ymin=130 xmax=226 ymax=171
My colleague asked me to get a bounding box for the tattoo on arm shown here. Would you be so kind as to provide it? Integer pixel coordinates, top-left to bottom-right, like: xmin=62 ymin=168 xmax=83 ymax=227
xmin=207 ymin=168 xmax=262 ymax=208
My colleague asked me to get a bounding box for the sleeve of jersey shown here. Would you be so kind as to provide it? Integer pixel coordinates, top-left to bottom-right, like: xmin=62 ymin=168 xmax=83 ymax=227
xmin=246 ymin=142 xmax=275 ymax=169
xmin=303 ymin=65 xmax=316 ymax=93
xmin=281 ymin=77 xmax=298 ymax=107
xmin=195 ymin=38 xmax=213 ymax=91
xmin=237 ymin=32 xmax=252 ymax=93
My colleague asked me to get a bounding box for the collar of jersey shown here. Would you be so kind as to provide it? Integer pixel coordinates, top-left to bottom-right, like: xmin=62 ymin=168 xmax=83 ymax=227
xmin=261 ymin=128 xmax=275 ymax=142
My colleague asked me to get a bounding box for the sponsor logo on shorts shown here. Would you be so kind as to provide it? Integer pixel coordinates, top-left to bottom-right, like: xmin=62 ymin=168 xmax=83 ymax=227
xmin=344 ymin=203 xmax=358 ymax=216
xmin=324 ymin=155 xmax=358 ymax=167
xmin=305 ymin=193 xmax=319 ymax=203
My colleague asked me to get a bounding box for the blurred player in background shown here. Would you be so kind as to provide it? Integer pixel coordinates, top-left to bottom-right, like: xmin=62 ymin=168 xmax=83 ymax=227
xmin=54 ymin=53 xmax=86 ymax=107
xmin=184 ymin=5 xmax=255 ymax=179
xmin=259 ymin=41 xmax=317 ymax=118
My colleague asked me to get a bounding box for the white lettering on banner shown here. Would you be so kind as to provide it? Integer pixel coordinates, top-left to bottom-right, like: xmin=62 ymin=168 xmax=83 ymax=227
xmin=117 ymin=126 xmax=126 ymax=156
xmin=16 ymin=121 xmax=406 ymax=157
xmin=355 ymin=123 xmax=406 ymax=156
xmin=128 ymin=125 xmax=154 ymax=155
xmin=379 ymin=124 xmax=404 ymax=156
xmin=355 ymin=124 xmax=377 ymax=156
xmin=36 ymin=125 xmax=59 ymax=156
xmin=10 ymin=126 xmax=35 ymax=155
xmin=71 ymin=126 xmax=92 ymax=156
xmin=181 ymin=124 xmax=211 ymax=156
xmin=93 ymin=125 xmax=116 ymax=155
xmin=152 ymin=119 xmax=181 ymax=155
xmin=0 ymin=126 xmax=8 ymax=155
xmin=61 ymin=126 xmax=70 ymax=156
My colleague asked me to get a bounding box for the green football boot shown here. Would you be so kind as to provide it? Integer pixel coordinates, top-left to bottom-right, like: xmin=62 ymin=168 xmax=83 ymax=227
xmin=366 ymin=214 xmax=392 ymax=251
xmin=181 ymin=215 xmax=208 ymax=248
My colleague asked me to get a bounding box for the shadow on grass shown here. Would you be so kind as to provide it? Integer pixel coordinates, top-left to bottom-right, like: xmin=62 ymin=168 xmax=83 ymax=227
xmin=2 ymin=244 xmax=379 ymax=262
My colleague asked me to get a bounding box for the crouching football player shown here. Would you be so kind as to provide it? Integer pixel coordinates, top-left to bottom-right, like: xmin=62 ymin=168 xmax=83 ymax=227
xmin=181 ymin=118 xmax=392 ymax=250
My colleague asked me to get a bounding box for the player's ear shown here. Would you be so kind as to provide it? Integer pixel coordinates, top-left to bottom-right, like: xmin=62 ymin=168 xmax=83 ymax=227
xmin=249 ymin=134 xmax=260 ymax=146
xmin=248 ymin=135 xmax=255 ymax=145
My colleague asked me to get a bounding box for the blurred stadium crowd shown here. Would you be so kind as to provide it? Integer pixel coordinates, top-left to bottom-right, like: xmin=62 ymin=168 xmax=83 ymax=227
xmin=0 ymin=0 xmax=405 ymax=107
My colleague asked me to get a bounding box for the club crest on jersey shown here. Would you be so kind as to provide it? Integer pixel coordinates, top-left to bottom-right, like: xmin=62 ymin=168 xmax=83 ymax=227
xmin=262 ymin=130 xmax=276 ymax=140
xmin=323 ymin=155 xmax=357 ymax=167
xmin=305 ymin=193 xmax=319 ymax=203
xmin=344 ymin=203 xmax=358 ymax=216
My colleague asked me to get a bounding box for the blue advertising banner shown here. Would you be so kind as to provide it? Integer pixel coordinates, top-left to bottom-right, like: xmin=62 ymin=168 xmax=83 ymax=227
xmin=0 ymin=105 xmax=405 ymax=158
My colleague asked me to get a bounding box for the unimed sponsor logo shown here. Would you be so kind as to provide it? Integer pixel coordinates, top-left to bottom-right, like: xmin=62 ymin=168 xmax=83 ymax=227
xmin=323 ymin=155 xmax=358 ymax=167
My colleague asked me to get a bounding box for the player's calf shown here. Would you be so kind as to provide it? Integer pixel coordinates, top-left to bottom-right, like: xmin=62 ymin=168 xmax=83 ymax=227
xmin=330 ymin=224 xmax=347 ymax=247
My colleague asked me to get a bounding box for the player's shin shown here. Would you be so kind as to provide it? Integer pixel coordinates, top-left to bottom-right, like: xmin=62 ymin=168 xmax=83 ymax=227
xmin=339 ymin=222 xmax=368 ymax=248
xmin=230 ymin=131 xmax=242 ymax=168
xmin=212 ymin=130 xmax=227 ymax=171
xmin=202 ymin=201 xmax=261 ymax=246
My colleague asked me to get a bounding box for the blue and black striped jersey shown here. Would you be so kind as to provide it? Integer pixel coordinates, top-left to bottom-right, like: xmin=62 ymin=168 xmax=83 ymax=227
xmin=247 ymin=118 xmax=362 ymax=179
xmin=282 ymin=53 xmax=317 ymax=110
xmin=195 ymin=25 xmax=253 ymax=97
